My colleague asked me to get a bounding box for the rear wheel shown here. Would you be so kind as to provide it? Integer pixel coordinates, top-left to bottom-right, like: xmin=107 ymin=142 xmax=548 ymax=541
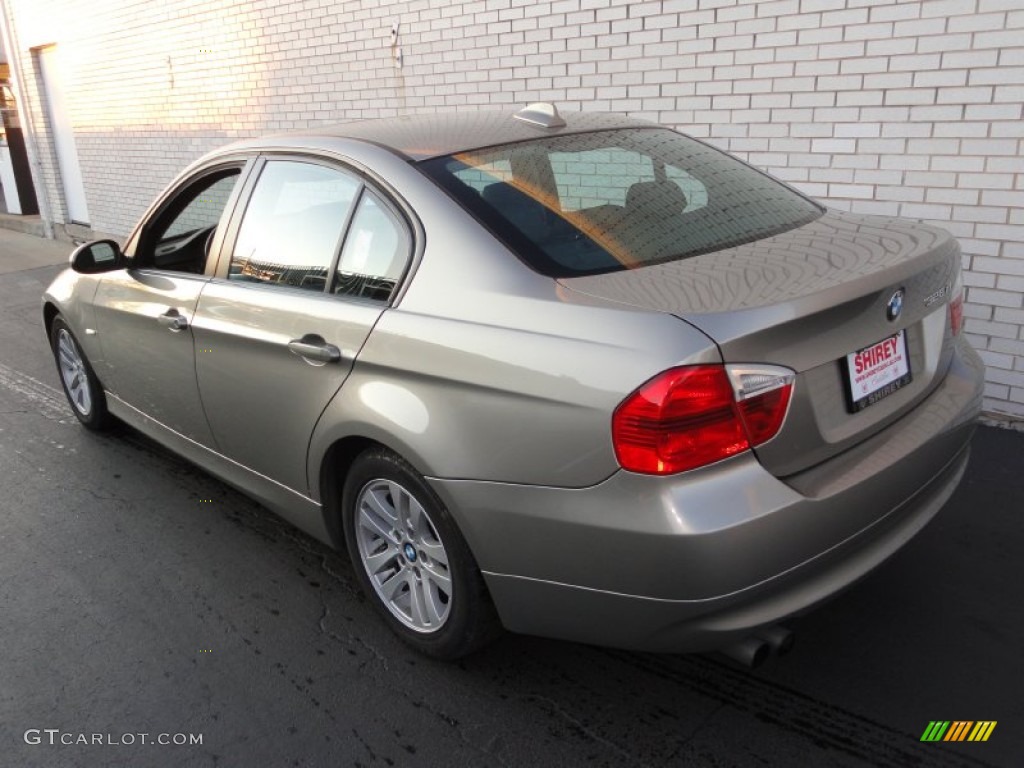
xmin=342 ymin=448 xmax=501 ymax=659
xmin=50 ymin=316 xmax=110 ymax=430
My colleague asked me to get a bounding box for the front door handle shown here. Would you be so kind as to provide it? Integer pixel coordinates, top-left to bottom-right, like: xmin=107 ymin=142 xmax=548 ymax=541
xmin=288 ymin=335 xmax=342 ymax=364
xmin=157 ymin=309 xmax=188 ymax=331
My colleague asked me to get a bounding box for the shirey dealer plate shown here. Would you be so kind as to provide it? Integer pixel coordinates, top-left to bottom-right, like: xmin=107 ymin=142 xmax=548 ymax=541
xmin=845 ymin=330 xmax=912 ymax=412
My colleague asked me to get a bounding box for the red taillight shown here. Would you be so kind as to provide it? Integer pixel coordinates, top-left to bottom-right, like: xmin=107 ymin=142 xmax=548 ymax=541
xmin=612 ymin=365 xmax=794 ymax=475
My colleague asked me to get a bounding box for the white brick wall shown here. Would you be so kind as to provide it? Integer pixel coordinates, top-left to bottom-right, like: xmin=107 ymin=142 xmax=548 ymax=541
xmin=5 ymin=0 xmax=1024 ymax=418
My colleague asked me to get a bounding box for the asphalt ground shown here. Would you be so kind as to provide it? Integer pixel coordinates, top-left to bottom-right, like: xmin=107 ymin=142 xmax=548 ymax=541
xmin=0 ymin=230 xmax=1020 ymax=767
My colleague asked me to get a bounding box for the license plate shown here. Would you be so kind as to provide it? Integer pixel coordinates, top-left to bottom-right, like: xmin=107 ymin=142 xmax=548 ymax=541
xmin=844 ymin=330 xmax=912 ymax=412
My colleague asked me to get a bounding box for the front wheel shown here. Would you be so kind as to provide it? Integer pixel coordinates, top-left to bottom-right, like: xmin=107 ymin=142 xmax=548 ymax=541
xmin=342 ymin=448 xmax=501 ymax=659
xmin=50 ymin=316 xmax=110 ymax=430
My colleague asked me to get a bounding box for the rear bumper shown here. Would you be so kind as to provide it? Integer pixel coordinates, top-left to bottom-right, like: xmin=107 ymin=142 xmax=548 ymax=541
xmin=429 ymin=338 xmax=984 ymax=652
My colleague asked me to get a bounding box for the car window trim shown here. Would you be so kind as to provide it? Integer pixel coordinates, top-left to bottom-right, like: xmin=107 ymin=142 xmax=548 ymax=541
xmin=207 ymin=155 xmax=265 ymax=280
xmin=326 ymin=184 xmax=367 ymax=292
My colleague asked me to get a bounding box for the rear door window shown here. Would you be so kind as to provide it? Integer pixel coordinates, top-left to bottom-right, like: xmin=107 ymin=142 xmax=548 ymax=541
xmin=229 ymin=161 xmax=360 ymax=292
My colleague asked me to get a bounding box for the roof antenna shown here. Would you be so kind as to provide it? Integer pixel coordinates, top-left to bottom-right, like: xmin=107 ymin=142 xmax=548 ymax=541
xmin=513 ymin=102 xmax=567 ymax=129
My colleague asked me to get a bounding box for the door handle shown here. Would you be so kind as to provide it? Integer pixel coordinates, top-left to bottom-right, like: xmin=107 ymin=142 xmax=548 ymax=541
xmin=288 ymin=335 xmax=342 ymax=364
xmin=157 ymin=310 xmax=188 ymax=331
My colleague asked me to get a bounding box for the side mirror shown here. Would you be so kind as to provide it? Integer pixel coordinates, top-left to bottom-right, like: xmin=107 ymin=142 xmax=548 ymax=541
xmin=70 ymin=239 xmax=125 ymax=274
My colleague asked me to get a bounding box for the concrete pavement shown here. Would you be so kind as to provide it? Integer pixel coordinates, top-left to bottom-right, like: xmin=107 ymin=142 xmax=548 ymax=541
xmin=0 ymin=227 xmax=72 ymax=274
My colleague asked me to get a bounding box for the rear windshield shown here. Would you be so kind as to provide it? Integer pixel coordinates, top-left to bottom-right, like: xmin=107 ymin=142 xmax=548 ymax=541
xmin=418 ymin=127 xmax=823 ymax=277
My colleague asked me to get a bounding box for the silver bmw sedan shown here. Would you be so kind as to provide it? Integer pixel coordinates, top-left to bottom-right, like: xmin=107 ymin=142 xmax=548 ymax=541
xmin=43 ymin=104 xmax=983 ymax=663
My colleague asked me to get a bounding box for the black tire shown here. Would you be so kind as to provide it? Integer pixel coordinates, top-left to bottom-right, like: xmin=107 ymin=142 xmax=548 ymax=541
xmin=50 ymin=316 xmax=111 ymax=431
xmin=342 ymin=447 xmax=502 ymax=659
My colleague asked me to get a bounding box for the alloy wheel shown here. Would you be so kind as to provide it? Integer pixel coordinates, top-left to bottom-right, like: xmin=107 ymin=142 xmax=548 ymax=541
xmin=56 ymin=328 xmax=92 ymax=417
xmin=354 ymin=479 xmax=453 ymax=633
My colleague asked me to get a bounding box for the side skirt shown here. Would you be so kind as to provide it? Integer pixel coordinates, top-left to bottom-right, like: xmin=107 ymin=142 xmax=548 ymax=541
xmin=106 ymin=392 xmax=332 ymax=545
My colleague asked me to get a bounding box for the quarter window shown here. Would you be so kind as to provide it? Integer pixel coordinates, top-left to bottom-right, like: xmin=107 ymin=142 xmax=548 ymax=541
xmin=333 ymin=193 xmax=409 ymax=302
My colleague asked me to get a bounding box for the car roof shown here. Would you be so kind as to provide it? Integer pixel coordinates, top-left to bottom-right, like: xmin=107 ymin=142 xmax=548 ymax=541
xmin=258 ymin=109 xmax=653 ymax=162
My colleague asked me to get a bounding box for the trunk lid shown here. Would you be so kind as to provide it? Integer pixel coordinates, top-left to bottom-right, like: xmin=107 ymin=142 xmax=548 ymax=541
xmin=559 ymin=210 xmax=961 ymax=477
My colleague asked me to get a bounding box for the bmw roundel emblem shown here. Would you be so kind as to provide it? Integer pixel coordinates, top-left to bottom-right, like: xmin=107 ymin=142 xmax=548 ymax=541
xmin=886 ymin=288 xmax=905 ymax=322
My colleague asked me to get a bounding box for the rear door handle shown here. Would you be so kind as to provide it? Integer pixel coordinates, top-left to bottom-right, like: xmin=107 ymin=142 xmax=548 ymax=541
xmin=288 ymin=335 xmax=342 ymax=364
xmin=157 ymin=309 xmax=188 ymax=331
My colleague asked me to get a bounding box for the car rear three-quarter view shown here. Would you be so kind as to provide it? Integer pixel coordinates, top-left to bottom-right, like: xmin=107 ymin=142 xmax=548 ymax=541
xmin=43 ymin=105 xmax=984 ymax=663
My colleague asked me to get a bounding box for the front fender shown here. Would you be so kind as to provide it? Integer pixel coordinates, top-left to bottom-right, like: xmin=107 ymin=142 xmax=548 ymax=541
xmin=42 ymin=269 xmax=104 ymax=371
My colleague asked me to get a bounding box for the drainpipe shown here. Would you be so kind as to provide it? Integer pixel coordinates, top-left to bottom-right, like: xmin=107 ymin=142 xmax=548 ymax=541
xmin=0 ymin=0 xmax=54 ymax=238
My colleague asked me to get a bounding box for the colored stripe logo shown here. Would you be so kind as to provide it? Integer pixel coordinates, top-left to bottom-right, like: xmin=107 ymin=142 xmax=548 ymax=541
xmin=920 ymin=721 xmax=997 ymax=742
